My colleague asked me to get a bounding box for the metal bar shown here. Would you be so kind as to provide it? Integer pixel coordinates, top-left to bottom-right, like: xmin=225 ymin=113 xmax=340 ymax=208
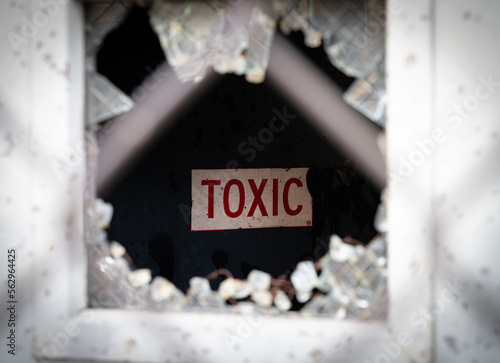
xmin=96 ymin=64 xmax=219 ymax=195
xmin=266 ymin=33 xmax=386 ymax=189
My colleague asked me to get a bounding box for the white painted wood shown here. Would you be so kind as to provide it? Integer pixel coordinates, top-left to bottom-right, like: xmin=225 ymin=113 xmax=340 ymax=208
xmin=0 ymin=1 xmax=34 ymax=361
xmin=386 ymin=0 xmax=435 ymax=361
xmin=37 ymin=1 xmax=426 ymax=362
xmin=433 ymin=1 xmax=500 ymax=362
xmin=38 ymin=309 xmax=393 ymax=363
xmin=0 ymin=1 xmax=86 ymax=362
xmin=30 ymin=1 xmax=87 ymax=353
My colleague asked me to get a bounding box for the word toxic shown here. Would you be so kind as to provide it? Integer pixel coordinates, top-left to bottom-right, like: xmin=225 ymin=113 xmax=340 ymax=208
xmin=191 ymin=168 xmax=312 ymax=231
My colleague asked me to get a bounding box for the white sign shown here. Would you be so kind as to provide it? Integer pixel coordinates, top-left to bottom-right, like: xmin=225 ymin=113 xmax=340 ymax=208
xmin=191 ymin=168 xmax=312 ymax=231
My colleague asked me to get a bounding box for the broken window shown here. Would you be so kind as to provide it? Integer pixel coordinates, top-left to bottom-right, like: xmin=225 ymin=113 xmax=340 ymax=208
xmin=85 ymin=0 xmax=387 ymax=320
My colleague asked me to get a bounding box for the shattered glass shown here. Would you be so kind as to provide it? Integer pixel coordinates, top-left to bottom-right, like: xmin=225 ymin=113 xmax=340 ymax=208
xmin=185 ymin=276 xmax=226 ymax=309
xmin=244 ymin=5 xmax=277 ymax=83
xmin=87 ymin=198 xmax=387 ymax=319
xmin=85 ymin=2 xmax=132 ymax=56
xmin=343 ymin=64 xmax=385 ymax=126
xmin=150 ymin=276 xmax=185 ymax=303
xmin=302 ymin=294 xmax=347 ymax=319
xmin=291 ymin=261 xmax=319 ymax=303
xmin=85 ymin=3 xmax=135 ymax=126
xmin=149 ymin=1 xmax=227 ymax=82
xmin=86 ymin=0 xmax=386 ymax=126
xmin=149 ymin=0 xmax=278 ymax=84
xmin=248 ymin=269 xmax=272 ymax=290
xmin=87 ymin=72 xmax=134 ymax=126
xmin=274 ymin=290 xmax=292 ymax=312
xmin=86 ymin=0 xmax=388 ymax=318
xmin=218 ymin=278 xmax=253 ymax=300
xmin=276 ymin=0 xmax=386 ymax=124
xmin=146 ymin=0 xmax=386 ymax=123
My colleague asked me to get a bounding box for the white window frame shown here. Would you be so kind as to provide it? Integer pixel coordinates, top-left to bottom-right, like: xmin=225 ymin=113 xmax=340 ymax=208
xmin=1 ymin=0 xmax=436 ymax=362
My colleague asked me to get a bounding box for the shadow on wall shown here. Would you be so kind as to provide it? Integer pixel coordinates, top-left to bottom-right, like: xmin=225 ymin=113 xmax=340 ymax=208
xmin=148 ymin=232 xmax=175 ymax=281
xmin=307 ymin=164 xmax=380 ymax=257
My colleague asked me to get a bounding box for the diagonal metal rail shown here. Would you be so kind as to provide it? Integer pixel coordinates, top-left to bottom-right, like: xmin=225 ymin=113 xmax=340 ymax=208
xmin=96 ymin=35 xmax=385 ymax=194
xmin=266 ymin=33 xmax=386 ymax=189
xmin=96 ymin=64 xmax=219 ymax=195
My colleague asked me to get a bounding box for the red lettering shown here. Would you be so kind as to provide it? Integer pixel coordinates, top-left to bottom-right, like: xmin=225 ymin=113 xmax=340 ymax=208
xmin=283 ymin=178 xmax=303 ymax=216
xmin=272 ymin=178 xmax=278 ymax=216
xmin=247 ymin=179 xmax=268 ymax=217
xmin=201 ymin=180 xmax=221 ymax=218
xmin=223 ymin=179 xmax=245 ymax=218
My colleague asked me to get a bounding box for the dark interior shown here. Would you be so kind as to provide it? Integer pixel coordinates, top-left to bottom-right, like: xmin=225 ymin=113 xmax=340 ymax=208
xmin=96 ymin=6 xmax=381 ymax=296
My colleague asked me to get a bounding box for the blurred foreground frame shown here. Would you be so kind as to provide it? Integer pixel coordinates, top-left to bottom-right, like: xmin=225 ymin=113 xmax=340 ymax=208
xmin=20 ymin=0 xmax=434 ymax=362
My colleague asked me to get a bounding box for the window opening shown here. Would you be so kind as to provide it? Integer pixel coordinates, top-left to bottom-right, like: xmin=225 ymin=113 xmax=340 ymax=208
xmin=85 ymin=0 xmax=387 ymax=319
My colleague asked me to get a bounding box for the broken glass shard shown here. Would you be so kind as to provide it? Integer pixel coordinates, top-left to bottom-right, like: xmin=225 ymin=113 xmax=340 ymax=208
xmin=274 ymin=290 xmax=292 ymax=312
xmin=343 ymin=70 xmax=386 ymax=126
xmin=188 ymin=276 xmax=211 ymax=294
xmin=251 ymin=289 xmax=273 ymax=308
xmin=219 ymin=278 xmax=253 ymax=300
xmin=244 ymin=6 xmax=276 ymax=83
xmin=218 ymin=277 xmax=236 ymax=300
xmin=317 ymin=255 xmax=343 ymax=292
xmin=353 ymin=287 xmax=374 ymax=309
xmin=88 ymin=198 xmax=114 ymax=229
xmin=149 ymin=1 xmax=226 ymax=82
xmin=248 ymin=269 xmax=272 ymax=290
xmin=150 ymin=276 xmax=185 ymax=303
xmin=366 ymin=234 xmax=387 ymax=268
xmin=291 ymin=261 xmax=319 ymax=301
xmin=275 ymin=0 xmax=386 ymax=124
xmin=109 ymin=240 xmax=126 ymax=259
xmin=374 ymin=188 xmax=388 ymax=233
xmin=128 ymin=268 xmax=152 ymax=287
xmin=301 ymin=294 xmax=346 ymax=318
xmin=186 ymin=277 xmax=225 ymax=309
xmin=329 ymin=234 xmax=360 ymax=262
xmin=86 ymin=2 xmax=132 ymax=55
xmin=87 ymin=72 xmax=134 ymax=125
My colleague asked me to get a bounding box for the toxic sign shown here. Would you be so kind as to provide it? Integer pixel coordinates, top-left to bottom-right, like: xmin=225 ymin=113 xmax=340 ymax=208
xmin=191 ymin=168 xmax=313 ymax=231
